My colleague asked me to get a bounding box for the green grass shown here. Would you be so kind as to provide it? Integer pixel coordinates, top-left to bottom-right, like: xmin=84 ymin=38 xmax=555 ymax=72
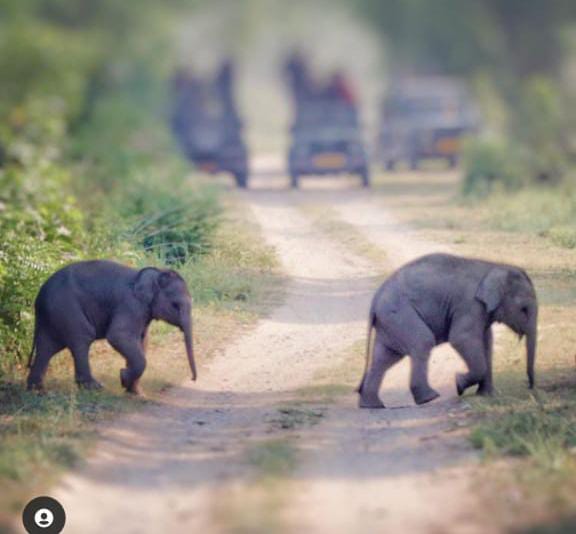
xmin=0 ymin=382 xmax=137 ymax=524
xmin=299 ymin=205 xmax=388 ymax=264
xmin=268 ymin=406 xmax=325 ymax=431
xmin=547 ymin=227 xmax=576 ymax=250
xmin=182 ymin=204 xmax=280 ymax=310
xmin=478 ymin=188 xmax=576 ymax=247
xmin=470 ymin=392 xmax=576 ymax=465
xmin=467 ymin=359 xmax=576 ymax=516
xmin=246 ymin=439 xmax=298 ymax=479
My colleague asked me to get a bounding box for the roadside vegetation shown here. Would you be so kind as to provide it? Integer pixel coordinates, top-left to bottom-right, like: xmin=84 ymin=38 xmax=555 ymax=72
xmin=0 ymin=1 xmax=278 ymax=528
xmin=354 ymin=1 xmax=576 ymax=191
xmin=354 ymin=0 xmax=576 ymax=262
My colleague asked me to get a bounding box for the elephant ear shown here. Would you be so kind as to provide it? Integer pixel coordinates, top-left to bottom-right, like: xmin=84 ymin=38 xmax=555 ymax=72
xmin=133 ymin=268 xmax=161 ymax=305
xmin=157 ymin=270 xmax=180 ymax=289
xmin=476 ymin=267 xmax=509 ymax=313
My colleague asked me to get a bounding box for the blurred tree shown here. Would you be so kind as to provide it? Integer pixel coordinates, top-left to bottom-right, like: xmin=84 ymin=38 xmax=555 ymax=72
xmin=354 ymin=0 xmax=576 ymax=77
xmin=351 ymin=0 xmax=576 ymax=183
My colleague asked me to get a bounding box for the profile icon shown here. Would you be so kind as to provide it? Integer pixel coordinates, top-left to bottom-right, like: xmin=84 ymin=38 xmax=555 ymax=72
xmin=34 ymin=508 xmax=54 ymax=528
xmin=22 ymin=496 xmax=66 ymax=534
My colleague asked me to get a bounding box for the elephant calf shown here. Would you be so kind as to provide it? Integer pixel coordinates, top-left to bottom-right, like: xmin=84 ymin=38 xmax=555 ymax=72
xmin=358 ymin=253 xmax=538 ymax=408
xmin=27 ymin=260 xmax=196 ymax=394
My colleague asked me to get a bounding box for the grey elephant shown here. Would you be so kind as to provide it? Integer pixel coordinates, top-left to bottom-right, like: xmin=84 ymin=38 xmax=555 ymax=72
xmin=27 ymin=260 xmax=196 ymax=394
xmin=358 ymin=253 xmax=538 ymax=408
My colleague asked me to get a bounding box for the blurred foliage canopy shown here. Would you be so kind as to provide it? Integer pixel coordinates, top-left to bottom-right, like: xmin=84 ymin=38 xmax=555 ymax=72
xmin=353 ymin=0 xmax=576 ymax=79
xmin=350 ymin=0 xmax=576 ymax=188
xmin=0 ymin=0 xmax=217 ymax=376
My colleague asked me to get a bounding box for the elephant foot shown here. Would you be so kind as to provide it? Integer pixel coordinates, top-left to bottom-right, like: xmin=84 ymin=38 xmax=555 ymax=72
xmin=476 ymin=384 xmax=494 ymax=397
xmin=126 ymin=382 xmax=143 ymax=396
xmin=456 ymin=373 xmax=469 ymax=396
xmin=120 ymin=369 xmax=142 ymax=395
xmin=27 ymin=381 xmax=45 ymax=393
xmin=77 ymin=378 xmax=103 ymax=391
xmin=358 ymin=393 xmax=385 ymax=409
xmin=411 ymin=386 xmax=440 ymax=405
xmin=120 ymin=368 xmax=130 ymax=389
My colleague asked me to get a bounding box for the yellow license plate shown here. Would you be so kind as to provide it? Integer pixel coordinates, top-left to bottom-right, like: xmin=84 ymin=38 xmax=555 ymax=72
xmin=313 ymin=153 xmax=346 ymax=168
xmin=436 ymin=137 xmax=460 ymax=154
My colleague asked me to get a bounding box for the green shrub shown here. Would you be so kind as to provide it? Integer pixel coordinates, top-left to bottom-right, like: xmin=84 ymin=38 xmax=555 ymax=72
xmin=513 ymin=76 xmax=568 ymax=183
xmin=0 ymin=0 xmax=223 ymax=380
xmin=0 ymin=163 xmax=88 ymax=377
xmin=462 ymin=138 xmax=526 ymax=196
xmin=0 ymin=22 xmax=95 ymax=119
xmin=117 ymin=176 xmax=221 ymax=265
xmin=463 ymin=77 xmax=571 ymax=195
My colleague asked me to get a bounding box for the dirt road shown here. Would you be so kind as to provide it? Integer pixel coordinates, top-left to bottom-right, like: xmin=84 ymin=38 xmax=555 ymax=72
xmin=46 ymin=164 xmax=494 ymax=534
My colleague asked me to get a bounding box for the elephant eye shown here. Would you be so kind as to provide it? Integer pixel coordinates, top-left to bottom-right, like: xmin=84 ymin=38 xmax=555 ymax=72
xmin=172 ymin=302 xmax=180 ymax=311
xmin=521 ymin=306 xmax=529 ymax=315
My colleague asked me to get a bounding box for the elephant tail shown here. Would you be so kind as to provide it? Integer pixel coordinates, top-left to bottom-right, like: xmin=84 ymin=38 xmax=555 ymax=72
xmin=356 ymin=305 xmax=376 ymax=393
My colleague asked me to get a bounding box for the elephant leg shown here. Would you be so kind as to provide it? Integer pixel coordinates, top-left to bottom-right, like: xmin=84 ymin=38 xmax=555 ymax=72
xmin=27 ymin=331 xmax=64 ymax=391
xmin=70 ymin=340 xmax=101 ymax=390
xmin=450 ymin=332 xmax=487 ymax=396
xmin=107 ymin=332 xmax=146 ymax=395
xmin=477 ymin=328 xmax=494 ymax=396
xmin=386 ymin=302 xmax=438 ymax=405
xmin=409 ymin=349 xmax=440 ymax=405
xmin=358 ymin=335 xmax=403 ymax=409
xmin=370 ymin=294 xmax=439 ymax=406
xmin=141 ymin=326 xmax=149 ymax=354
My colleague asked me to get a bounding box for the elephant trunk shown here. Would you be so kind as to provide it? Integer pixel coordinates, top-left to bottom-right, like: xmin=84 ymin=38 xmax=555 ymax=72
xmin=182 ymin=315 xmax=197 ymax=381
xmin=526 ymin=319 xmax=537 ymax=389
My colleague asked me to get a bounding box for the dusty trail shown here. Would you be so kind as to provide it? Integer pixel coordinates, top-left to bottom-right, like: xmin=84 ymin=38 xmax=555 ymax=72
xmin=41 ymin=165 xmax=492 ymax=534
xmin=287 ymin=184 xmax=487 ymax=534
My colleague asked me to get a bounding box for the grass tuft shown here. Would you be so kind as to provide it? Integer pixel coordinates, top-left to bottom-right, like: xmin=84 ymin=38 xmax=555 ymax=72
xmin=269 ymin=406 xmax=325 ymax=430
xmin=247 ymin=440 xmax=297 ymax=479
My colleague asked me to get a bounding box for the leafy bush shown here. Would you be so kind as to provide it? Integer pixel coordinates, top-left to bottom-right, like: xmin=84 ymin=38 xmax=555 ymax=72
xmin=462 ymin=138 xmax=526 ymax=196
xmin=117 ymin=175 xmax=221 ymax=265
xmin=70 ymin=73 xmax=222 ymax=265
xmin=463 ymin=76 xmax=572 ymax=195
xmin=513 ymin=77 xmax=568 ymax=183
xmin=0 ymin=164 xmax=87 ymax=377
xmin=0 ymin=0 xmax=224 ymax=378
xmin=0 ymin=22 xmax=95 ymax=118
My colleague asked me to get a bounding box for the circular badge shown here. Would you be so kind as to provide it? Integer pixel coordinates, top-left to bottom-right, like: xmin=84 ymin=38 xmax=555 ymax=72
xmin=22 ymin=496 xmax=66 ymax=534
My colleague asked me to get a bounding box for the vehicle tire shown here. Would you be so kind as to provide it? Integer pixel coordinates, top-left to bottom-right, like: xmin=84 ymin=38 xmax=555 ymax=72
xmin=360 ymin=169 xmax=371 ymax=188
xmin=290 ymin=173 xmax=300 ymax=189
xmin=385 ymin=159 xmax=396 ymax=172
xmin=234 ymin=171 xmax=248 ymax=189
xmin=447 ymin=156 xmax=458 ymax=169
xmin=409 ymin=157 xmax=419 ymax=171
